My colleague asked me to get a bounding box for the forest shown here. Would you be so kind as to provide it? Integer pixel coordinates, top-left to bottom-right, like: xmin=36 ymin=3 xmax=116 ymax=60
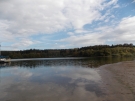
xmin=1 ymin=43 xmax=135 ymax=59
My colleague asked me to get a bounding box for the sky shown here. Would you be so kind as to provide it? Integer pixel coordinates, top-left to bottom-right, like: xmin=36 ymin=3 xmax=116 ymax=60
xmin=0 ymin=0 xmax=135 ymax=50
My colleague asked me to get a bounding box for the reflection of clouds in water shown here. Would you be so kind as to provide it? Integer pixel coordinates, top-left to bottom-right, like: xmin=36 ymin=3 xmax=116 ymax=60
xmin=0 ymin=62 xmax=103 ymax=101
xmin=0 ymin=66 xmax=33 ymax=97
xmin=59 ymin=67 xmax=101 ymax=82
xmin=72 ymin=86 xmax=99 ymax=101
xmin=14 ymin=71 xmax=33 ymax=78
xmin=53 ymin=67 xmax=103 ymax=99
xmin=0 ymin=78 xmax=14 ymax=100
xmin=1 ymin=67 xmax=33 ymax=79
xmin=10 ymin=68 xmax=33 ymax=78
xmin=1 ymin=82 xmax=100 ymax=101
xmin=43 ymin=83 xmax=99 ymax=101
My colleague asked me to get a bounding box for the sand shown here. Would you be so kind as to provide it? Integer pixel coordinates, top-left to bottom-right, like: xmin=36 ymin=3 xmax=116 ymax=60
xmin=98 ymin=60 xmax=135 ymax=101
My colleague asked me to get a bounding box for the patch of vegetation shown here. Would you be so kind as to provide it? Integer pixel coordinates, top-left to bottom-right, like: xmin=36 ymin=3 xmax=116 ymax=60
xmin=2 ymin=43 xmax=135 ymax=59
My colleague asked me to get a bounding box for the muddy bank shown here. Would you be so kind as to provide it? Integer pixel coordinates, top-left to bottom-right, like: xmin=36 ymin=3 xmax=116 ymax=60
xmin=98 ymin=60 xmax=135 ymax=101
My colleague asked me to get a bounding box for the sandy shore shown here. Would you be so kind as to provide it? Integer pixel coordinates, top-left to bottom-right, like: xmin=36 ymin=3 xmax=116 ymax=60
xmin=98 ymin=60 xmax=135 ymax=101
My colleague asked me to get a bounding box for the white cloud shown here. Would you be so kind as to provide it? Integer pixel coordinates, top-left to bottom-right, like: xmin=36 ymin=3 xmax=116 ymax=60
xmin=0 ymin=20 xmax=14 ymax=42
xmin=67 ymin=32 xmax=74 ymax=36
xmin=100 ymin=16 xmax=135 ymax=44
xmin=11 ymin=38 xmax=34 ymax=49
xmin=103 ymin=0 xmax=118 ymax=8
xmin=59 ymin=33 xmax=104 ymax=47
xmin=0 ymin=0 xmax=118 ymax=49
xmin=59 ymin=16 xmax=135 ymax=48
xmin=74 ymin=29 xmax=90 ymax=34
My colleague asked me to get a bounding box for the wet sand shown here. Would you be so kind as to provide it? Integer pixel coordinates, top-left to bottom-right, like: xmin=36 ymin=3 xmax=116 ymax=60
xmin=98 ymin=60 xmax=135 ymax=101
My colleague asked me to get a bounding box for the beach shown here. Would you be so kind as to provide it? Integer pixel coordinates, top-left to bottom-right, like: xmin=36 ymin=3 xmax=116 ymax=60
xmin=98 ymin=60 xmax=135 ymax=101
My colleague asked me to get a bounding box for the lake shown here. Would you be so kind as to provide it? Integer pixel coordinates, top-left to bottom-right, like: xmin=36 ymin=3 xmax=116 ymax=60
xmin=0 ymin=57 xmax=134 ymax=101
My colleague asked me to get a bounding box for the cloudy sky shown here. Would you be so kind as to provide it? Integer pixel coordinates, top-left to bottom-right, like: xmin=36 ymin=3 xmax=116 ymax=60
xmin=0 ymin=0 xmax=135 ymax=50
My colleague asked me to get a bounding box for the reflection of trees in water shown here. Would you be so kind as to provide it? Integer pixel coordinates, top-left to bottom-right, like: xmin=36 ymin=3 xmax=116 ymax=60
xmin=11 ymin=60 xmax=83 ymax=68
xmin=11 ymin=60 xmax=45 ymax=68
xmin=10 ymin=59 xmax=97 ymax=68
xmin=74 ymin=57 xmax=133 ymax=68
xmin=8 ymin=57 xmax=135 ymax=68
xmin=85 ymin=57 xmax=134 ymax=68
xmin=0 ymin=62 xmax=11 ymax=68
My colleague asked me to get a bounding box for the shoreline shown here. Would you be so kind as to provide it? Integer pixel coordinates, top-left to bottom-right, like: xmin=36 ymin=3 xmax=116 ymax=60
xmin=98 ymin=60 xmax=135 ymax=101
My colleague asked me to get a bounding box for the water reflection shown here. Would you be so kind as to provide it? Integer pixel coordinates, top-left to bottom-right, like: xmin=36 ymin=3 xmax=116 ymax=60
xmin=0 ymin=57 xmax=134 ymax=101
xmin=0 ymin=62 xmax=11 ymax=67
xmin=6 ymin=56 xmax=135 ymax=68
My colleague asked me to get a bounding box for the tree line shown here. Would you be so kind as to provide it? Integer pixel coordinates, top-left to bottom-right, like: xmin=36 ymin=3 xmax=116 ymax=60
xmin=1 ymin=43 xmax=135 ymax=59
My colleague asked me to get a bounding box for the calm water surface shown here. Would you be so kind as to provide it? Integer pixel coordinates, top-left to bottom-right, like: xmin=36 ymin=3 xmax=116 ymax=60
xmin=0 ymin=57 xmax=134 ymax=101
